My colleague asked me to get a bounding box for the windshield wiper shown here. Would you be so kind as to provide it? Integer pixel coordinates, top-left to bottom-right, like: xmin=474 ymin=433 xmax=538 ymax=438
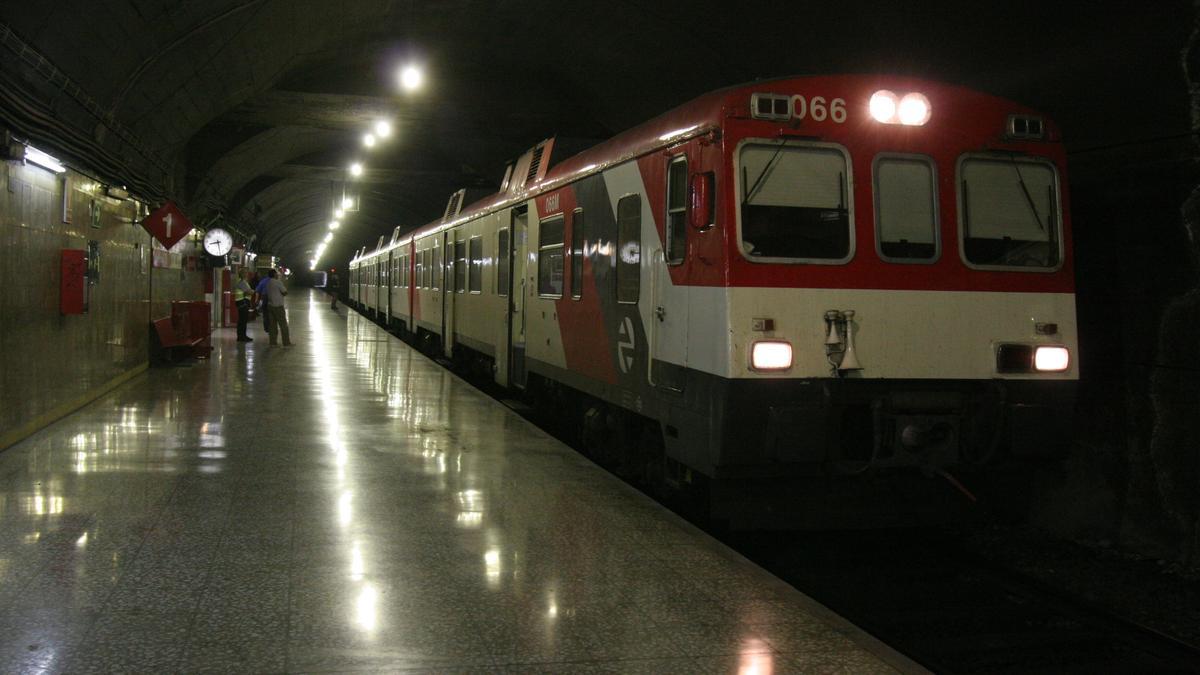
xmin=1011 ymin=158 xmax=1046 ymax=232
xmin=742 ymin=140 xmax=788 ymax=206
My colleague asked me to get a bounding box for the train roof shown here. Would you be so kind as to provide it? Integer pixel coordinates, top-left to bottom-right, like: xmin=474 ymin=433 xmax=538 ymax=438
xmin=351 ymin=74 xmax=1048 ymax=264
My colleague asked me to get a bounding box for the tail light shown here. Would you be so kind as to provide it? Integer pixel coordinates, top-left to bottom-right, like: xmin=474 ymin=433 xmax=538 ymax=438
xmin=751 ymin=341 xmax=793 ymax=371
xmin=1034 ymin=346 xmax=1070 ymax=372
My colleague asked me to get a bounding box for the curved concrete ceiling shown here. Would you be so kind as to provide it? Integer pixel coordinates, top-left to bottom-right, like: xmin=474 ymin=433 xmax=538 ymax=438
xmin=0 ymin=0 xmax=1189 ymax=269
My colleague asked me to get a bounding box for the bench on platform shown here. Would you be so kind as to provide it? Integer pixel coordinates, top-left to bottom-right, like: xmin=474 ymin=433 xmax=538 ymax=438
xmin=150 ymin=315 xmax=206 ymax=364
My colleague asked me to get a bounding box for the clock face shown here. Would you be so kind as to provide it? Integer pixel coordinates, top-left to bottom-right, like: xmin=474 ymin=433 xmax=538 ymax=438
xmin=203 ymin=229 xmax=233 ymax=256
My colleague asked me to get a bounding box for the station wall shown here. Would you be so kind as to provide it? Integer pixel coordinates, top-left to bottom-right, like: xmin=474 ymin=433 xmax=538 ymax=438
xmin=0 ymin=159 xmax=204 ymax=450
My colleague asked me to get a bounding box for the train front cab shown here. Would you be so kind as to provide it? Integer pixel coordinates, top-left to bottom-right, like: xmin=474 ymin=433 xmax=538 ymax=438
xmin=668 ymin=79 xmax=1078 ymax=525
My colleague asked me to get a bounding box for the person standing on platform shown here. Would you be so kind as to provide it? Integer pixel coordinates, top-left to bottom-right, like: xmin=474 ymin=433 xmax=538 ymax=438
xmin=265 ymin=269 xmax=292 ymax=347
xmin=254 ymin=271 xmax=272 ymax=334
xmin=328 ymin=269 xmax=340 ymax=311
xmin=233 ymin=268 xmax=254 ymax=342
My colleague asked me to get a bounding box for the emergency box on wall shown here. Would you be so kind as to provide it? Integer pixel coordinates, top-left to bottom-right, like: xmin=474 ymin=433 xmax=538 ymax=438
xmin=61 ymin=249 xmax=87 ymax=314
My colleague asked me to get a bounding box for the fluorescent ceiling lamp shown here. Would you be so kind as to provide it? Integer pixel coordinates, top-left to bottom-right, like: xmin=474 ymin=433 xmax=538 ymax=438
xmin=349 ymin=162 xmax=363 ymax=177
xmin=374 ymin=120 xmax=392 ymax=138
xmin=24 ymin=145 xmax=65 ymax=173
xmin=363 ymin=134 xmax=376 ymax=148
xmin=342 ymin=196 xmax=354 ymax=208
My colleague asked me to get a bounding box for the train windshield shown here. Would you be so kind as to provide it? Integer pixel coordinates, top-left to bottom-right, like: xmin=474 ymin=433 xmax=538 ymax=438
xmin=738 ymin=142 xmax=851 ymax=262
xmin=960 ymin=157 xmax=1060 ymax=269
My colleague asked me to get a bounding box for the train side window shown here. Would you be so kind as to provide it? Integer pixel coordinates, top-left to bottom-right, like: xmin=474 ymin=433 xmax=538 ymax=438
xmin=875 ymin=155 xmax=938 ymax=262
xmin=454 ymin=237 xmax=467 ymax=293
xmin=959 ymin=156 xmax=1061 ymax=270
xmin=616 ymin=194 xmax=641 ymax=304
xmin=737 ymin=142 xmax=852 ymax=263
xmin=497 ymin=228 xmax=510 ymax=297
xmin=469 ymin=236 xmax=483 ymax=293
xmin=571 ymin=208 xmax=584 ymax=300
xmin=666 ymin=156 xmax=688 ymax=264
xmin=538 ymin=216 xmax=565 ymax=297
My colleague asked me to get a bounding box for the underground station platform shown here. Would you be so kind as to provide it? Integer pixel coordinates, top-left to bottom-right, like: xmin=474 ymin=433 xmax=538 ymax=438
xmin=0 ymin=290 xmax=920 ymax=673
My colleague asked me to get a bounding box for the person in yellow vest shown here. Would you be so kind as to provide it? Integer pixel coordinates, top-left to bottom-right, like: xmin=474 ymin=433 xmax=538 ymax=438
xmin=234 ymin=268 xmax=254 ymax=342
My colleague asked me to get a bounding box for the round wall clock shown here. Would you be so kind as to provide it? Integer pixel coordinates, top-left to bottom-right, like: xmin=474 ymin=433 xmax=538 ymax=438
xmin=203 ymin=228 xmax=233 ymax=256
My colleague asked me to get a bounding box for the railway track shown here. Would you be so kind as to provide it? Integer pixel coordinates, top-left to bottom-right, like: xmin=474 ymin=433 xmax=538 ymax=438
xmin=731 ymin=529 xmax=1200 ymax=674
xmin=366 ymin=308 xmax=1200 ymax=673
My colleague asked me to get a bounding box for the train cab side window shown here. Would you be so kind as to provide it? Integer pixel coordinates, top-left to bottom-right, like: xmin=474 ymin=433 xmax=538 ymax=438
xmin=738 ymin=143 xmax=852 ymax=262
xmin=497 ymin=228 xmax=510 ymax=297
xmin=571 ymin=208 xmax=584 ymax=299
xmin=666 ymin=156 xmax=688 ymax=264
xmin=616 ymin=195 xmax=641 ymax=304
xmin=538 ymin=216 xmax=565 ymax=297
xmin=959 ymin=157 xmax=1061 ymax=269
xmin=454 ymin=237 xmax=467 ymax=293
xmin=469 ymin=236 xmax=483 ymax=293
xmin=875 ymin=156 xmax=938 ymax=262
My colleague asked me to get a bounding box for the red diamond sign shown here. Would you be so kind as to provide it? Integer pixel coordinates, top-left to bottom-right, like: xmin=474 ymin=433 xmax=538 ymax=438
xmin=142 ymin=201 xmax=193 ymax=250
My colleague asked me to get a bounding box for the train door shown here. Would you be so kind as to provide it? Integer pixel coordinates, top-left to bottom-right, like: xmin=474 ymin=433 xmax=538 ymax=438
xmin=383 ymin=252 xmax=392 ymax=320
xmin=649 ymin=154 xmax=690 ymax=392
xmin=429 ymin=239 xmax=443 ymax=347
xmin=442 ymin=230 xmax=456 ymax=357
xmin=508 ymin=206 xmax=529 ymax=388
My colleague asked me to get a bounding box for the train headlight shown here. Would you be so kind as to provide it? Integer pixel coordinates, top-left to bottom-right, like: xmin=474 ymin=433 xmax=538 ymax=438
xmin=751 ymin=341 xmax=793 ymax=371
xmin=869 ymin=90 xmax=898 ymax=123
xmin=870 ymin=90 xmax=931 ymax=126
xmin=1034 ymin=346 xmax=1070 ymax=372
xmin=898 ymin=93 xmax=932 ymax=126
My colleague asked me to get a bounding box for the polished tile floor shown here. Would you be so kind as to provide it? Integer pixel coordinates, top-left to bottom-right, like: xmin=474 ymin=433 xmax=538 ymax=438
xmin=0 ymin=291 xmax=913 ymax=673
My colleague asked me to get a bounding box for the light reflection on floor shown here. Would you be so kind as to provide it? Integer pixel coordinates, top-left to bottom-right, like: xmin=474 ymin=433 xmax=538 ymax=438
xmin=0 ymin=290 xmax=899 ymax=673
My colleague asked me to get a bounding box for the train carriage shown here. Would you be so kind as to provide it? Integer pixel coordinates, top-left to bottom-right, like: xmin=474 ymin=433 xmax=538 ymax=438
xmin=351 ymin=75 xmax=1078 ymax=526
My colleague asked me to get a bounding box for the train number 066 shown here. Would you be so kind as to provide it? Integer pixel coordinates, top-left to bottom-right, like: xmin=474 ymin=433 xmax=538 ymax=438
xmin=791 ymin=95 xmax=847 ymax=124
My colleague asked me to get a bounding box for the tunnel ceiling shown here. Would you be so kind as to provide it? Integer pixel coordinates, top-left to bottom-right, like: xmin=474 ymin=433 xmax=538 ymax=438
xmin=0 ymin=0 xmax=1191 ymax=269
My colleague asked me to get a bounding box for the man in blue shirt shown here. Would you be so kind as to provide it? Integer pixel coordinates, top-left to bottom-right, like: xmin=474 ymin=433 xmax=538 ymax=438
xmin=254 ymin=272 xmax=272 ymax=333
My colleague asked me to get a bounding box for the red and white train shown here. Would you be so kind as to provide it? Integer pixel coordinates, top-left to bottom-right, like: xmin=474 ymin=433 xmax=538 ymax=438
xmin=349 ymin=75 xmax=1077 ymax=525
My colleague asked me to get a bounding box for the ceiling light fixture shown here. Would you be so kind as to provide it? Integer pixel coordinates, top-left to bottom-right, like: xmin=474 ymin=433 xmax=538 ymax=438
xmin=374 ymin=120 xmax=392 ymax=138
xmin=363 ymin=133 xmax=376 ymax=148
xmin=399 ymin=65 xmax=423 ymax=92
xmin=349 ymin=162 xmax=363 ymax=177
xmin=24 ymin=145 xmax=66 ymax=174
xmin=330 ymin=220 xmax=340 ymax=230
xmin=335 ymin=208 xmax=344 ymax=218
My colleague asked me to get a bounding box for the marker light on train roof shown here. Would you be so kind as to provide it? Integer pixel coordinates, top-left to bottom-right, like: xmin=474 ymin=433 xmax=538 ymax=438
xmin=870 ymin=90 xmax=931 ymax=126
xmin=869 ymin=90 xmax=898 ymax=123
xmin=898 ymin=93 xmax=932 ymax=126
